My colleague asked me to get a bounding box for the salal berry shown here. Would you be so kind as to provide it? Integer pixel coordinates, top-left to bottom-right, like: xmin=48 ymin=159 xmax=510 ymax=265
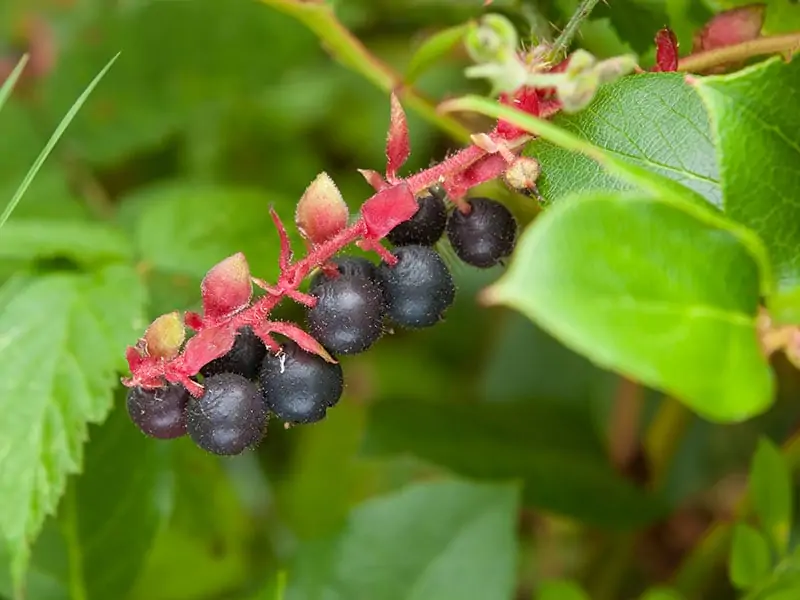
xmin=306 ymin=256 xmax=386 ymax=355
xmin=259 ymin=341 xmax=344 ymax=424
xmin=186 ymin=373 xmax=268 ymax=456
xmin=386 ymin=192 xmax=447 ymax=246
xmin=378 ymin=245 xmax=455 ymax=328
xmin=200 ymin=325 xmax=266 ymax=381
xmin=446 ymin=197 xmax=517 ymax=268
xmin=126 ymin=383 xmax=189 ymax=439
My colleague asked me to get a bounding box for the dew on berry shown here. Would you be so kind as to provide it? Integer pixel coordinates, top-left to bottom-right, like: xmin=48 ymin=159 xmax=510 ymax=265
xmin=446 ymin=197 xmax=517 ymax=268
xmin=386 ymin=192 xmax=447 ymax=246
xmin=186 ymin=372 xmax=268 ymax=456
xmin=126 ymin=383 xmax=189 ymax=439
xmin=200 ymin=325 xmax=267 ymax=381
xmin=378 ymin=244 xmax=455 ymax=328
xmin=259 ymin=341 xmax=344 ymax=424
xmin=307 ymin=256 xmax=387 ymax=355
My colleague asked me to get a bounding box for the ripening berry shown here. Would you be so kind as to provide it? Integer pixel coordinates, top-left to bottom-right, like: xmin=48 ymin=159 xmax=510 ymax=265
xmin=200 ymin=326 xmax=267 ymax=380
xmin=307 ymin=256 xmax=386 ymax=355
xmin=186 ymin=373 xmax=268 ymax=456
xmin=259 ymin=341 xmax=344 ymax=424
xmin=126 ymin=383 xmax=189 ymax=439
xmin=446 ymin=197 xmax=517 ymax=268
xmin=386 ymin=193 xmax=447 ymax=246
xmin=378 ymin=245 xmax=455 ymax=328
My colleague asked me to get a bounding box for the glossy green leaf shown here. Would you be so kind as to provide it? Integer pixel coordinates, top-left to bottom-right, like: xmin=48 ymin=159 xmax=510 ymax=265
xmin=485 ymin=191 xmax=773 ymax=422
xmin=729 ymin=523 xmax=772 ymax=589
xmin=751 ymin=437 xmax=793 ymax=556
xmin=538 ymin=580 xmax=590 ymax=600
xmin=0 ymin=265 xmax=146 ymax=588
xmin=523 ymin=73 xmax=722 ymax=208
xmin=130 ymin=181 xmax=297 ymax=280
xmin=59 ymin=398 xmax=173 ymax=600
xmin=363 ymin=398 xmax=667 ymax=528
xmin=692 ymin=57 xmax=800 ymax=320
xmin=286 ymin=479 xmax=519 ymax=600
xmin=405 ymin=24 xmax=469 ymax=84
xmin=0 ymin=221 xmax=132 ymax=266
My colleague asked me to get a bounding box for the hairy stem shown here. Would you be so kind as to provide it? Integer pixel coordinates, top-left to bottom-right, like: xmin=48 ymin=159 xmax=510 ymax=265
xmin=672 ymin=430 xmax=800 ymax=596
xmin=258 ymin=0 xmax=472 ymax=143
xmin=548 ymin=0 xmax=601 ymax=61
xmin=678 ymin=33 xmax=800 ymax=73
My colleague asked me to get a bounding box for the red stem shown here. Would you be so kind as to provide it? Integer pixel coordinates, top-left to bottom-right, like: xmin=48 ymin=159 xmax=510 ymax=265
xmin=126 ymin=132 xmax=527 ymax=390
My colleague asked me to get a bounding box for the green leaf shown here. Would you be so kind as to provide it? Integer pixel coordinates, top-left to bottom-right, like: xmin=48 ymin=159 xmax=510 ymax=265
xmin=405 ymin=24 xmax=469 ymax=84
xmin=0 ymin=55 xmax=29 ymax=114
xmin=751 ymin=437 xmax=793 ymax=556
xmin=538 ymin=579 xmax=590 ymax=600
xmin=692 ymin=57 xmax=800 ymax=319
xmin=0 ymin=264 xmax=146 ymax=588
xmin=286 ymin=479 xmax=519 ymax=600
xmin=129 ymin=181 xmax=298 ymax=280
xmin=729 ymin=523 xmax=772 ymax=589
xmin=0 ymin=54 xmax=118 ymax=233
xmin=59 ymin=398 xmax=173 ymax=600
xmin=364 ymin=398 xmax=667 ymax=528
xmin=484 ymin=191 xmax=773 ymax=422
xmin=0 ymin=221 xmax=132 ymax=266
xmin=640 ymin=587 xmax=685 ymax=600
xmin=523 ymin=73 xmax=722 ymax=208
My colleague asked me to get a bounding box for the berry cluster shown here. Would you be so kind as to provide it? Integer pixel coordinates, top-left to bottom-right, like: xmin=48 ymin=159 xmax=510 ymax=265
xmin=126 ymin=188 xmax=517 ymax=455
xmin=121 ymin=90 xmax=535 ymax=456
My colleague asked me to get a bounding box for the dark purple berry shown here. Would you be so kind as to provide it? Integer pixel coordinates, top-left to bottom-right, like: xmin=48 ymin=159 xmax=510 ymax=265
xmin=186 ymin=373 xmax=268 ymax=456
xmin=378 ymin=245 xmax=455 ymax=329
xmin=307 ymin=257 xmax=386 ymax=355
xmin=200 ymin=326 xmax=266 ymax=381
xmin=126 ymin=383 xmax=189 ymax=439
xmin=446 ymin=197 xmax=517 ymax=268
xmin=259 ymin=341 xmax=344 ymax=424
xmin=386 ymin=193 xmax=447 ymax=246
xmin=309 ymin=256 xmax=380 ymax=288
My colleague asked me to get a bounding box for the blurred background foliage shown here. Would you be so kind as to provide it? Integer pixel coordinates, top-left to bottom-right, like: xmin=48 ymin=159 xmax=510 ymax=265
xmin=0 ymin=1 xmax=799 ymax=599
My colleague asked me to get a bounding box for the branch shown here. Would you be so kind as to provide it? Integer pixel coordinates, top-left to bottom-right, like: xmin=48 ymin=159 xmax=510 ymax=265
xmin=258 ymin=0 xmax=472 ymax=143
xmin=678 ymin=32 xmax=800 ymax=73
xmin=548 ymin=0 xmax=601 ymax=61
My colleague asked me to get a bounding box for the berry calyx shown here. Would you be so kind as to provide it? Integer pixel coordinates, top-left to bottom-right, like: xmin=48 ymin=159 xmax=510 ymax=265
xmin=306 ymin=256 xmax=387 ymax=355
xmin=200 ymin=325 xmax=267 ymax=381
xmin=386 ymin=192 xmax=447 ymax=246
xmin=446 ymin=197 xmax=517 ymax=268
xmin=126 ymin=383 xmax=189 ymax=439
xmin=259 ymin=341 xmax=344 ymax=424
xmin=186 ymin=373 xmax=268 ymax=456
xmin=378 ymin=245 xmax=455 ymax=328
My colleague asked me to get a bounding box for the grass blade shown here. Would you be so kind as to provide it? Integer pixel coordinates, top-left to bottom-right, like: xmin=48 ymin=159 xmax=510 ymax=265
xmin=0 ymin=52 xmax=120 ymax=232
xmin=0 ymin=54 xmax=30 ymax=113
